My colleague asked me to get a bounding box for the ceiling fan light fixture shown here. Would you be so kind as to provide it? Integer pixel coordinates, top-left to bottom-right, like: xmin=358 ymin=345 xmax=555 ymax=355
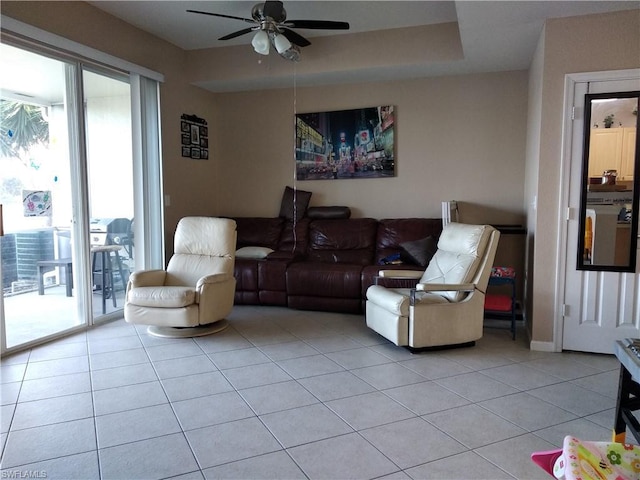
xmin=188 ymin=1 xmax=350 ymax=62
xmin=280 ymin=44 xmax=300 ymax=62
xmin=251 ymin=30 xmax=270 ymax=55
xmin=273 ymin=33 xmax=292 ymax=54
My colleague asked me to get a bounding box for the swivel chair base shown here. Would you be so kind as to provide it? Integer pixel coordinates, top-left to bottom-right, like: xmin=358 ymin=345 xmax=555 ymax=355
xmin=146 ymin=319 xmax=229 ymax=338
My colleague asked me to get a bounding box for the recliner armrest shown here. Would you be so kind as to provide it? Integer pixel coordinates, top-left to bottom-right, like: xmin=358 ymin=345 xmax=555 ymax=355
xmin=378 ymin=270 xmax=423 ymax=279
xmin=374 ymin=270 xmax=423 ymax=287
xmin=410 ymin=282 xmax=477 ymax=307
xmin=197 ymin=272 xmax=235 ymax=287
xmin=415 ymin=283 xmax=476 ymax=292
xmin=128 ymin=269 xmax=167 ymax=287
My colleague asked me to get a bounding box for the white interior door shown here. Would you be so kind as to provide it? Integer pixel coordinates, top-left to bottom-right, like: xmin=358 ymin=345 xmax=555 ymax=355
xmin=562 ymin=74 xmax=640 ymax=354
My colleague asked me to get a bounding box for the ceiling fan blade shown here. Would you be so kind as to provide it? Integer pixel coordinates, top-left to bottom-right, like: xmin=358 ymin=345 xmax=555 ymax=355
xmin=219 ymin=27 xmax=256 ymax=41
xmin=284 ymin=20 xmax=350 ymax=30
xmin=280 ymin=28 xmax=311 ymax=47
xmin=186 ymin=9 xmax=255 ymax=24
xmin=262 ymin=1 xmax=285 ymax=21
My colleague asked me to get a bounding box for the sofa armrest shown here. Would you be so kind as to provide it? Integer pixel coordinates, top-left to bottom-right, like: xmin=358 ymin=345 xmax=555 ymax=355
xmin=128 ymin=269 xmax=167 ymax=287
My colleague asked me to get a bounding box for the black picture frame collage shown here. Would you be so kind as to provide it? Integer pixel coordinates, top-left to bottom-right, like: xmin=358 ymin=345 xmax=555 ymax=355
xmin=181 ymin=113 xmax=209 ymax=160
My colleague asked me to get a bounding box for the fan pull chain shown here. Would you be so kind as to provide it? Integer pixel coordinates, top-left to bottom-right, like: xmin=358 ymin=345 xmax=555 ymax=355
xmin=291 ymin=63 xmax=298 ymax=253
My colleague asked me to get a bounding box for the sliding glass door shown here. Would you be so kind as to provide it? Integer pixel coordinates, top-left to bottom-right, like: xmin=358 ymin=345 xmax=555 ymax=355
xmin=83 ymin=69 xmax=134 ymax=319
xmin=0 ymin=45 xmax=83 ymax=348
xmin=0 ymin=38 xmax=162 ymax=354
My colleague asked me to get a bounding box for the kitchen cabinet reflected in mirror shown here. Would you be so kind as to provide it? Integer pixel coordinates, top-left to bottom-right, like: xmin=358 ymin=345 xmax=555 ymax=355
xmin=578 ymin=91 xmax=640 ymax=272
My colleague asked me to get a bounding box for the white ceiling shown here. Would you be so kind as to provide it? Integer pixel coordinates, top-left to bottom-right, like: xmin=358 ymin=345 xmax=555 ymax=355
xmin=87 ymin=1 xmax=637 ymax=55
xmin=1 ymin=1 xmax=637 ymax=100
xmin=89 ymin=1 xmax=461 ymax=50
xmin=87 ymin=1 xmax=638 ymax=65
xmin=88 ymin=0 xmax=638 ymax=89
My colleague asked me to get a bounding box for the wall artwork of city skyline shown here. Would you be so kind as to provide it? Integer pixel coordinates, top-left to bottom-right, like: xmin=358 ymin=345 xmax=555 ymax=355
xmin=295 ymin=105 xmax=395 ymax=180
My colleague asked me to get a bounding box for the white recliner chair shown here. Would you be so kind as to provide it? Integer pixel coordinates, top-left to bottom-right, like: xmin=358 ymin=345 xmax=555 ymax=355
xmin=365 ymin=222 xmax=500 ymax=349
xmin=124 ymin=216 xmax=237 ymax=338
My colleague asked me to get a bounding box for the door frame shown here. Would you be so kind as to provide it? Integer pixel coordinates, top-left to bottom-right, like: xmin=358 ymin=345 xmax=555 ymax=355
xmin=556 ymin=68 xmax=640 ymax=352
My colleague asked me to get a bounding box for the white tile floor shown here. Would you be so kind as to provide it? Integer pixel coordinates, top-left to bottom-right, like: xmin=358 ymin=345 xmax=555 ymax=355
xmin=0 ymin=305 xmax=635 ymax=479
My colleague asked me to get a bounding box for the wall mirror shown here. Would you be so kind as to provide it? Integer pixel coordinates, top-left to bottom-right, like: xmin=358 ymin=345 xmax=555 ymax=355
xmin=578 ymin=91 xmax=640 ymax=272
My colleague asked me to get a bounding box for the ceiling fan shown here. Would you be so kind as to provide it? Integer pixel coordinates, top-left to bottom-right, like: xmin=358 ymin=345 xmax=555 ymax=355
xmin=187 ymin=1 xmax=350 ymax=61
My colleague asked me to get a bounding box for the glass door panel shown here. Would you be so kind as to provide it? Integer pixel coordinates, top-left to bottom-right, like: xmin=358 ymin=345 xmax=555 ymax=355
xmin=83 ymin=69 xmax=133 ymax=320
xmin=0 ymin=45 xmax=83 ymax=348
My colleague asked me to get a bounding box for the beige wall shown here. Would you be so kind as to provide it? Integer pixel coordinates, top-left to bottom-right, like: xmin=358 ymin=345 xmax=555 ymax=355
xmin=212 ymin=72 xmax=528 ymax=223
xmin=530 ymin=9 xmax=640 ymax=346
xmin=187 ymin=22 xmax=464 ymax=92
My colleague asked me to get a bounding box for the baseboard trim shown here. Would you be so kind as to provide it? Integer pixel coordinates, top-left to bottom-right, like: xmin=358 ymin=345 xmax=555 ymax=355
xmin=529 ymin=340 xmax=556 ymax=352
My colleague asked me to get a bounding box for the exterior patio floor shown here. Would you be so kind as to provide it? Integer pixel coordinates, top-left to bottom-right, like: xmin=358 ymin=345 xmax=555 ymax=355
xmin=3 ymin=285 xmax=126 ymax=349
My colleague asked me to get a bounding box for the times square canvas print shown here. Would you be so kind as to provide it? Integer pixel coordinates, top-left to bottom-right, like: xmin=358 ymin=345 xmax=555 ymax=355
xmin=295 ymin=105 xmax=395 ymax=180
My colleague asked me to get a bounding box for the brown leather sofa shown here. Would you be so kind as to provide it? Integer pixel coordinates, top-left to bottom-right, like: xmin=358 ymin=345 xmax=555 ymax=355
xmin=232 ymin=215 xmax=442 ymax=314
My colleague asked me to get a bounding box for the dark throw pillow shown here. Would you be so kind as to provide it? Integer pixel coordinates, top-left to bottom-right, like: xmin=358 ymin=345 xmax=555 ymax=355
xmin=400 ymin=236 xmax=438 ymax=267
xmin=279 ymin=186 xmax=312 ymax=221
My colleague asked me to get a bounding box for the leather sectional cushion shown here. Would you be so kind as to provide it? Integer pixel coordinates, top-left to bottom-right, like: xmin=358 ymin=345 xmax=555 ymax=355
xmin=286 ymin=262 xmax=364 ymax=298
xmin=279 ymin=186 xmax=312 ymax=221
xmin=277 ymin=218 xmax=310 ymax=256
xmin=375 ymin=218 xmax=443 ymax=264
xmin=233 ymin=258 xmax=259 ymax=304
xmin=307 ymin=218 xmax=378 ymax=265
xmin=307 ymin=206 xmax=351 ymax=219
xmin=400 ymin=236 xmax=438 ymax=267
xmin=234 ymin=217 xmax=284 ymax=250
xmin=258 ymin=255 xmax=289 ymax=294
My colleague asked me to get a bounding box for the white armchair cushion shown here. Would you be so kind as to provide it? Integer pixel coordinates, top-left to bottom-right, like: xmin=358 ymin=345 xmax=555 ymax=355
xmin=366 ymin=285 xmax=411 ymax=316
xmin=174 ymin=217 xmax=237 ymax=256
xmin=166 ymin=254 xmax=233 ymax=287
xmin=420 ymin=223 xmax=491 ymax=302
xmin=127 ymin=286 xmax=196 ymax=308
xmin=437 ymin=222 xmax=488 ymax=256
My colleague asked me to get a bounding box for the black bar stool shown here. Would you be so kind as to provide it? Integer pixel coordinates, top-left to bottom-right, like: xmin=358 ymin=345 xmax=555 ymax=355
xmin=91 ymin=245 xmax=128 ymax=314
